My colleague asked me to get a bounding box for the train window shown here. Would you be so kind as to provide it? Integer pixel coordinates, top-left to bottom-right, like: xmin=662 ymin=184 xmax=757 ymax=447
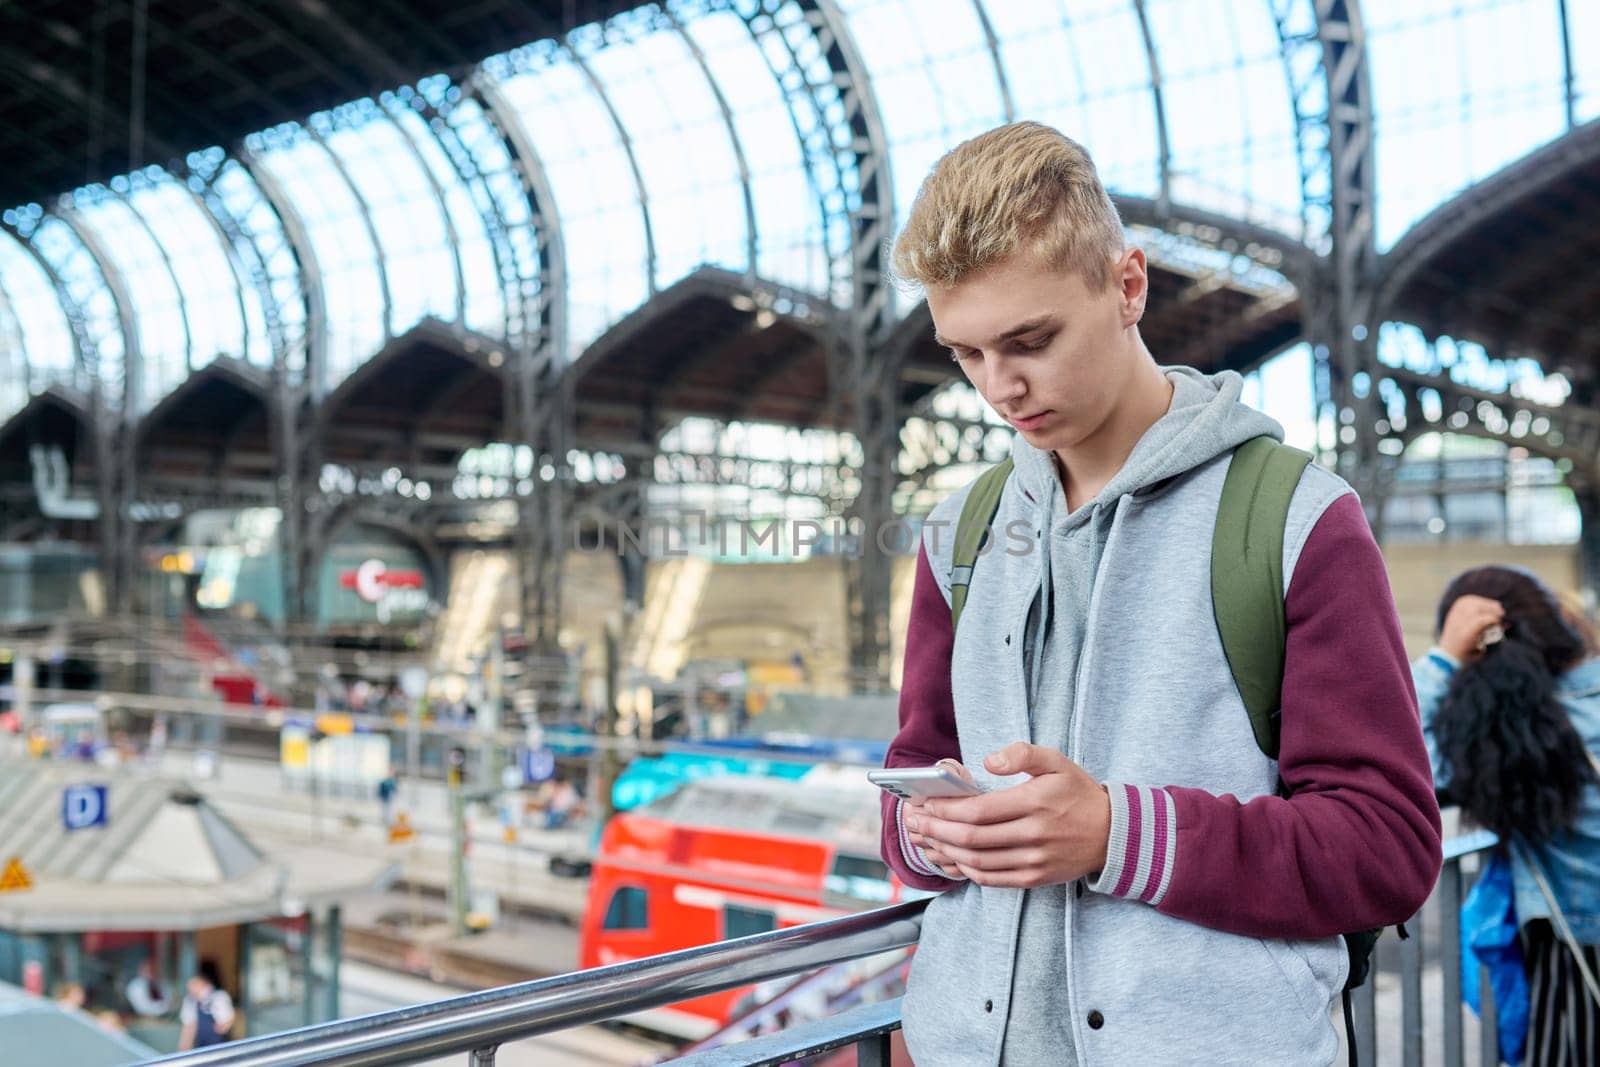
xmin=825 ymin=854 xmax=893 ymax=904
xmin=601 ymin=886 xmax=650 ymax=931
xmin=723 ymin=904 xmax=777 ymax=939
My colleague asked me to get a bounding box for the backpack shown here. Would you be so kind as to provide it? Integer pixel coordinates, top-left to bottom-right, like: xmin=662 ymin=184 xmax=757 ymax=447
xmin=948 ymin=436 xmax=1400 ymax=1018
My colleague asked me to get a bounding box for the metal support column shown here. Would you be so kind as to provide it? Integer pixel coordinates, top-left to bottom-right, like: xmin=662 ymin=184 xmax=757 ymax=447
xmin=323 ymin=905 xmax=342 ymax=1023
xmin=1313 ymin=0 xmax=1382 ymax=513
xmin=301 ymin=909 xmax=318 ymax=1028
xmin=801 ymin=0 xmax=898 ymax=692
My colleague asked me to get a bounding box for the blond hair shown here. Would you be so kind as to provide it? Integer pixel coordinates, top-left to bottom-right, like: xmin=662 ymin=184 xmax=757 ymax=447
xmin=892 ymin=122 xmax=1124 ymax=291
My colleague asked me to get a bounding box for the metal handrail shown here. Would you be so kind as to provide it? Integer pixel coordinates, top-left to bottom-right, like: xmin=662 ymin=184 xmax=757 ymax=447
xmin=139 ymin=898 xmax=928 ymax=1067
xmin=140 ymin=828 xmax=1506 ymax=1067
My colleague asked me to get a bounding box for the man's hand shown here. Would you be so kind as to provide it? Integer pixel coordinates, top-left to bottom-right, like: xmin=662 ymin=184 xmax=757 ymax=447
xmin=904 ymin=742 xmax=1111 ymax=889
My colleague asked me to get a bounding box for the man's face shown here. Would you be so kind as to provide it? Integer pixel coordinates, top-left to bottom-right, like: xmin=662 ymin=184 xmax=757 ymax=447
xmin=926 ymin=249 xmax=1145 ymax=453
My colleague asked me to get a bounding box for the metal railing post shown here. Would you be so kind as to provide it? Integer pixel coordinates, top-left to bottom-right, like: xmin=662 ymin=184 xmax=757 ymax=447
xmin=1400 ymin=918 xmax=1424 ymax=1065
xmin=1479 ymin=965 xmax=1499 ymax=1066
xmin=1439 ymin=857 xmax=1465 ymax=1067
xmin=1353 ymin=977 xmax=1377 ymax=1066
xmin=468 ymin=1046 xmax=498 ymax=1066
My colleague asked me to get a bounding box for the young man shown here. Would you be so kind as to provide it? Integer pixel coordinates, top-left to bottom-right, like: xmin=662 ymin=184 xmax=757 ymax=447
xmin=879 ymin=122 xmax=1442 ymax=1065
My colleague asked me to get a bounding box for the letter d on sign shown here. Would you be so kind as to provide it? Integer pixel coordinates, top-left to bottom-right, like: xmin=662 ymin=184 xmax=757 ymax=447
xmin=62 ymin=784 xmax=108 ymax=831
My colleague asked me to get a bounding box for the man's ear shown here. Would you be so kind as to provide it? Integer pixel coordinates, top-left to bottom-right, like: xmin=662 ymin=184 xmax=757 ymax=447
xmin=1117 ymin=247 xmax=1147 ymax=327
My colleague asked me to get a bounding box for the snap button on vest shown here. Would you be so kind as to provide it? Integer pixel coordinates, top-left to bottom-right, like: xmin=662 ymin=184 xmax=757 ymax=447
xmin=1087 ymin=1010 xmax=1105 ymax=1029
xmin=984 ymin=999 xmax=994 ymax=1013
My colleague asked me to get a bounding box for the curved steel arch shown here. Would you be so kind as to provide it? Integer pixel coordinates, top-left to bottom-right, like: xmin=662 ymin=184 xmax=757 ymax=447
xmin=182 ymin=164 xmax=293 ymax=373
xmin=53 ymin=209 xmax=142 ymax=410
xmin=302 ymin=121 xmax=395 ymax=351
xmin=1131 ymin=0 xmax=1173 ymax=210
xmin=969 ymin=0 xmax=1015 ymax=123
xmin=1376 ymin=118 xmax=1600 ymax=316
xmin=237 ymin=144 xmax=329 ymax=391
xmin=1113 ymin=194 xmax=1318 ymax=290
xmin=169 ymin=178 xmax=258 ymax=369
xmin=380 ymin=107 xmax=469 ymax=327
xmin=1270 ymin=0 xmax=1336 ymax=249
xmin=0 ymin=222 xmax=96 ymax=394
xmin=562 ymin=39 xmax=661 ymax=297
xmin=100 ymin=181 xmax=195 ymax=392
xmin=469 ymin=75 xmax=567 ymax=363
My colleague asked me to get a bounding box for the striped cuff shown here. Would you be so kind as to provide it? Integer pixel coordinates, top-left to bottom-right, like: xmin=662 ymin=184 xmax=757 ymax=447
xmin=896 ymin=798 xmax=963 ymax=881
xmin=1088 ymin=784 xmax=1177 ymax=905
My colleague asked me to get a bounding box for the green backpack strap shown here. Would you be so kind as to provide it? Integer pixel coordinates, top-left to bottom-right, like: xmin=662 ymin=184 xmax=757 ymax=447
xmin=1211 ymin=436 xmax=1312 ymax=762
xmin=949 ymin=458 xmax=1014 ymax=632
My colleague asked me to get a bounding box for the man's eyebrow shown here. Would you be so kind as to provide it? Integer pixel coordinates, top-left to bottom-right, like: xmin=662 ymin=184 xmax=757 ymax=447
xmin=933 ymin=315 xmax=1056 ymax=350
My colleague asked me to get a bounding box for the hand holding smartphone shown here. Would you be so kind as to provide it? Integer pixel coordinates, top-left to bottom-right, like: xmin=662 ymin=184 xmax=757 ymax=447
xmin=868 ymin=764 xmax=982 ymax=801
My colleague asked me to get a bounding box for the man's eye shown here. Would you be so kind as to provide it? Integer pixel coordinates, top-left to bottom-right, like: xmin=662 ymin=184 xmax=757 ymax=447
xmin=1015 ymin=336 xmax=1051 ymax=352
xmin=948 ymin=348 xmax=976 ymax=362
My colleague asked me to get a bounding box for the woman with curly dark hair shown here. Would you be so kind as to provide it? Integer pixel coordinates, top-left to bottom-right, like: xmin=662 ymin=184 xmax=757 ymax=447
xmin=1414 ymin=566 xmax=1600 ymax=1065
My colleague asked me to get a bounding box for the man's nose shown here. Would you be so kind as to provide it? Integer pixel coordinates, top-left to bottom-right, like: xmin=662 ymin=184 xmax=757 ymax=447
xmin=984 ymin=354 xmax=1026 ymax=403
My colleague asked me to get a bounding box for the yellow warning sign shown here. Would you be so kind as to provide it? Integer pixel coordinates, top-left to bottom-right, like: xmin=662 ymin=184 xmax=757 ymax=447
xmin=0 ymin=857 xmax=33 ymax=892
xmin=387 ymin=813 xmax=416 ymax=844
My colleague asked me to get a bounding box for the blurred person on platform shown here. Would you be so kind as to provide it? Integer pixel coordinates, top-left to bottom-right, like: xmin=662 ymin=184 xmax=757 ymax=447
xmin=177 ymin=960 xmax=235 ymax=1049
xmin=54 ymin=982 xmax=86 ymax=1012
xmin=125 ymin=957 xmax=172 ymax=1018
xmin=1414 ymin=566 xmax=1600 ymax=1064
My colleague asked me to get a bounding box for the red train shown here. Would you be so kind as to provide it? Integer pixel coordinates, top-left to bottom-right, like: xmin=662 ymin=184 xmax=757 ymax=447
xmin=578 ymin=769 xmax=914 ymax=1040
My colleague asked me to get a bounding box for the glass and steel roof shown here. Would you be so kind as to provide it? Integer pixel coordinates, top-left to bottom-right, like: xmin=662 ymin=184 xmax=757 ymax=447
xmin=2 ymin=0 xmax=1593 ymax=429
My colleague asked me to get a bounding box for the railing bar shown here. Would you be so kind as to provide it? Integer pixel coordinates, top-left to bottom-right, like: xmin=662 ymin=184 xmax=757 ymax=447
xmin=142 ymin=904 xmax=926 ymax=1067
xmin=1479 ymin=964 xmax=1500 ymax=1066
xmin=1401 ymin=910 xmax=1424 ymax=1066
xmin=135 ymin=833 xmax=1500 ymax=1067
xmin=1440 ymin=859 xmax=1465 ymax=1067
xmin=1354 ymin=976 xmax=1377 ymax=1067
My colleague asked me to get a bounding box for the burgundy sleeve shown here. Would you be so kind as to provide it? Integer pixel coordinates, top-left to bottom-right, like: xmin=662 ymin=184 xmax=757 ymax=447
xmin=1150 ymin=493 xmax=1443 ymax=938
xmin=880 ymin=545 xmax=965 ymax=891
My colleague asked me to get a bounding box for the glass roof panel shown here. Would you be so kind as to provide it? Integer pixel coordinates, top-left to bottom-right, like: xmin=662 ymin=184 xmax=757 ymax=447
xmin=387 ymin=104 xmax=505 ymax=337
xmin=832 ymin=0 xmax=1009 ymax=232
xmin=27 ymin=216 xmax=124 ymax=401
xmin=0 ymin=231 xmax=77 ymax=417
xmin=423 ymin=87 xmax=540 ymax=345
xmin=985 ymin=0 xmax=1161 ymax=199
xmin=1146 ymin=0 xmax=1302 ymax=233
xmin=205 ymin=157 xmax=309 ymax=379
xmin=489 ymin=45 xmax=650 ymax=358
xmin=127 ymin=173 xmax=261 ymax=375
xmin=578 ymin=11 xmax=750 ymax=288
xmin=1574 ymin=1 xmax=1600 ymax=123
xmin=318 ymin=103 xmax=459 ymax=338
xmin=682 ymin=8 xmax=830 ymax=295
xmin=72 ymin=186 xmax=190 ymax=411
xmin=1368 ymin=0 xmax=1572 ymax=248
xmin=253 ymin=126 xmax=387 ymax=389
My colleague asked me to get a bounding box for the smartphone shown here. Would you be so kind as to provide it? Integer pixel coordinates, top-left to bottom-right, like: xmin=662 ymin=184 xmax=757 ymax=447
xmin=868 ymin=765 xmax=983 ymax=801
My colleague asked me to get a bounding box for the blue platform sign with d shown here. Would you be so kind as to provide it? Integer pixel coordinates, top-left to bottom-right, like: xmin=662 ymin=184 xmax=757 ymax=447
xmin=520 ymin=746 xmax=556 ymax=785
xmin=63 ymin=785 xmax=109 ymax=831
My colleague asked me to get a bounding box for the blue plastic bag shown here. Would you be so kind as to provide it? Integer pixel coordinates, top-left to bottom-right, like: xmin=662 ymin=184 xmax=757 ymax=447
xmin=1462 ymin=850 xmax=1529 ymax=1065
